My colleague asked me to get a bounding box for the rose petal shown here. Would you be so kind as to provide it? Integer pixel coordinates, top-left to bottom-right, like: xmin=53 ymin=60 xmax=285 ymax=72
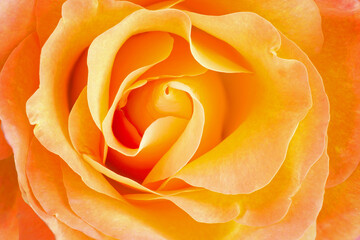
xmin=0 ymin=0 xmax=35 ymax=69
xmin=178 ymin=0 xmax=323 ymax=55
xmin=238 ymin=151 xmax=328 ymax=239
xmin=68 ymin=49 xmax=89 ymax=109
xmin=0 ymin=30 xmax=112 ymax=239
xmin=125 ymin=188 xmax=241 ymax=223
xmin=0 ymin=157 xmax=55 ymax=240
xmin=312 ymin=0 xmax=360 ymax=188
xmin=299 ymin=223 xmax=316 ymax=240
xmin=61 ymin=162 xmax=168 ymax=240
xmin=0 ymin=33 xmax=40 ymax=200
xmin=62 ymin=161 xmax=240 ymax=239
xmin=68 ymin=87 xmax=104 ymax=164
xmin=17 ymin=199 xmax=56 ymax=240
xmin=234 ymin=32 xmax=329 ymax=227
xmin=26 ymin=138 xmax=107 ymax=239
xmin=35 ymin=0 xmax=67 ymax=44
xmin=143 ymin=81 xmax=205 ymax=184
xmin=189 ymin=26 xmax=251 ymax=73
xmin=147 ymin=0 xmax=184 ymax=10
xmin=0 ymin=157 xmax=20 ymax=239
xmin=171 ymin=12 xmax=312 ymax=194
xmin=317 ymin=159 xmax=360 ymax=239
xmin=26 ymin=0 xmax=141 ymax=199
xmin=136 ymin=34 xmax=207 ymax=87
xmin=0 ymin=121 xmax=12 ymax=160
xmin=107 ymin=116 xmax=188 ymax=182
xmin=123 ymin=79 xmax=192 ymax=135
xmin=87 ymin=10 xmax=187 ymax=129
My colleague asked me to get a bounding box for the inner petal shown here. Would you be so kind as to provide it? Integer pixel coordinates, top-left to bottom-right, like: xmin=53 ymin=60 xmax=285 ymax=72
xmin=123 ymin=79 xmax=193 ymax=134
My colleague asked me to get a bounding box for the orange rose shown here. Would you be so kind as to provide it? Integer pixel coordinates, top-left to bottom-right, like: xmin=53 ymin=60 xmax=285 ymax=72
xmin=0 ymin=0 xmax=359 ymax=239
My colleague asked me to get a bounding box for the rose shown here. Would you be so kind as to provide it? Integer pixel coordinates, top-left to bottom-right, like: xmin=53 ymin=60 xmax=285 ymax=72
xmin=0 ymin=0 xmax=359 ymax=239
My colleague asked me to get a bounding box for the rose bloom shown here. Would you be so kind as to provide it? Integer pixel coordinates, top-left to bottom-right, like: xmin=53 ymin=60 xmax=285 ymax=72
xmin=0 ymin=0 xmax=359 ymax=239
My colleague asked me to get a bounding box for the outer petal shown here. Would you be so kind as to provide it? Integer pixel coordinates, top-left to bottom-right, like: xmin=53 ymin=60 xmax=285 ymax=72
xmin=0 ymin=33 xmax=40 ymax=206
xmin=232 ymin=32 xmax=328 ymax=227
xmin=17 ymin=198 xmax=55 ymax=240
xmin=312 ymin=0 xmax=360 ymax=187
xmin=172 ymin=12 xmax=312 ymax=194
xmin=238 ymin=152 xmax=329 ymax=240
xmin=26 ymin=0 xmax=142 ymax=199
xmin=0 ymin=121 xmax=12 ymax=160
xmin=35 ymin=0 xmax=67 ymax=44
xmin=0 ymin=157 xmax=20 ymax=240
xmin=317 ymin=159 xmax=360 ymax=239
xmin=0 ymin=157 xmax=54 ymax=240
xmin=177 ymin=0 xmax=323 ymax=55
xmin=0 ymin=0 xmax=36 ymax=69
xmin=26 ymin=138 xmax=111 ymax=239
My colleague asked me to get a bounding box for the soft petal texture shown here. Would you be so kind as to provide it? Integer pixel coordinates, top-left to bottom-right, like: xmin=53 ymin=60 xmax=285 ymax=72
xmin=142 ymin=81 xmax=205 ymax=184
xmin=0 ymin=157 xmax=20 ymax=240
xmin=0 ymin=157 xmax=55 ymax=240
xmin=106 ymin=31 xmax=176 ymax=113
xmin=238 ymin=151 xmax=329 ymax=240
xmin=0 ymin=33 xmax=40 ymax=208
xmin=68 ymin=87 xmax=104 ymax=164
xmin=26 ymin=138 xmax=110 ymax=239
xmin=0 ymin=0 xmax=36 ymax=70
xmin=312 ymin=0 xmax=360 ymax=187
xmin=317 ymin=163 xmax=360 ymax=239
xmin=0 ymin=121 xmax=12 ymax=160
xmin=87 ymin=9 xmax=189 ymax=129
xmin=299 ymin=224 xmax=317 ymax=240
xmin=0 ymin=32 xmax=86 ymax=240
xmin=62 ymin=161 xmax=240 ymax=239
xmin=189 ymin=27 xmax=251 ymax=73
xmin=125 ymin=188 xmax=240 ymax=224
xmin=172 ymin=12 xmax=313 ymax=194
xmin=17 ymin=198 xmax=56 ymax=240
xmin=26 ymin=0 xmax=142 ymax=200
xmin=232 ymin=32 xmax=328 ymax=226
xmin=62 ymin=162 xmax=169 ymax=240
xmin=177 ymin=0 xmax=323 ymax=55
xmin=35 ymin=0 xmax=67 ymax=44
xmin=139 ymin=34 xmax=207 ymax=80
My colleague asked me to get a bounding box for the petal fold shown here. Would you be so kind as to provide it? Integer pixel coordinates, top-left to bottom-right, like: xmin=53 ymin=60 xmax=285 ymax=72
xmin=171 ymin=12 xmax=312 ymax=194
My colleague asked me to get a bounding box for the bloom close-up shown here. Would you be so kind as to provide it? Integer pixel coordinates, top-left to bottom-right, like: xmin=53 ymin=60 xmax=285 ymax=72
xmin=0 ymin=0 xmax=359 ymax=239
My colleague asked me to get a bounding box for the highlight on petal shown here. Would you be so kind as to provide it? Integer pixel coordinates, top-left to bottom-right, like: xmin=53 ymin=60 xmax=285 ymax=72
xmin=169 ymin=12 xmax=312 ymax=194
xmin=312 ymin=0 xmax=360 ymax=188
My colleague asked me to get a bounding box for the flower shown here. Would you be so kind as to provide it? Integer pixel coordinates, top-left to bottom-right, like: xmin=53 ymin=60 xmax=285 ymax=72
xmin=0 ymin=0 xmax=359 ymax=239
